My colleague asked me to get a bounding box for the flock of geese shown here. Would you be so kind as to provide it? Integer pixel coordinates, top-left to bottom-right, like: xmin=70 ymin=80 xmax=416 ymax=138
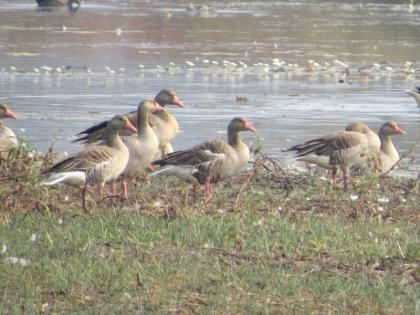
xmin=0 ymin=89 xmax=409 ymax=207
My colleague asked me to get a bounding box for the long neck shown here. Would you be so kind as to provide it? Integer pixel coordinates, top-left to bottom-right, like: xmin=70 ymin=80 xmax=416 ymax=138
xmin=379 ymin=133 xmax=399 ymax=159
xmin=153 ymin=109 xmax=171 ymax=122
xmin=105 ymin=127 xmax=124 ymax=149
xmin=137 ymin=107 xmax=150 ymax=134
xmin=228 ymin=128 xmax=241 ymax=147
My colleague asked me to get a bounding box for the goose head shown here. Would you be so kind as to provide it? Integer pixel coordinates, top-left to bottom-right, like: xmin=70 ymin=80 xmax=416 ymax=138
xmin=109 ymin=115 xmax=137 ymax=133
xmin=155 ymin=89 xmax=184 ymax=108
xmin=0 ymin=104 xmax=17 ymax=120
xmin=379 ymin=121 xmax=405 ymax=136
xmin=139 ymin=99 xmax=164 ymax=113
xmin=229 ymin=117 xmax=256 ymax=133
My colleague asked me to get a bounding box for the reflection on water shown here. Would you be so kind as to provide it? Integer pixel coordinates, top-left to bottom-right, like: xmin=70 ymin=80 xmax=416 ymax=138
xmin=0 ymin=0 xmax=419 ymax=171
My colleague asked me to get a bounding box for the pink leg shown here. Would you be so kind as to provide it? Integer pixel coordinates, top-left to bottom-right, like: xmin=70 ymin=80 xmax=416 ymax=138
xmin=204 ymin=181 xmax=212 ymax=200
xmin=343 ymin=169 xmax=348 ymax=190
xmin=332 ymin=168 xmax=337 ymax=184
xmin=110 ymin=182 xmax=116 ymax=196
xmin=96 ymin=186 xmax=102 ymax=199
xmin=121 ymin=180 xmax=128 ymax=199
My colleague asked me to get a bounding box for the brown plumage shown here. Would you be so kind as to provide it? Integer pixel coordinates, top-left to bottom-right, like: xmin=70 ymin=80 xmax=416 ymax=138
xmin=73 ymin=89 xmax=184 ymax=155
xmin=119 ymin=99 xmax=162 ymax=198
xmin=377 ymin=121 xmax=405 ymax=174
xmin=0 ymin=104 xmax=18 ymax=153
xmin=42 ymin=115 xmax=137 ymax=206
xmin=151 ymin=117 xmax=256 ymax=199
xmin=285 ymin=129 xmax=370 ymax=189
xmin=346 ymin=121 xmax=405 ymax=175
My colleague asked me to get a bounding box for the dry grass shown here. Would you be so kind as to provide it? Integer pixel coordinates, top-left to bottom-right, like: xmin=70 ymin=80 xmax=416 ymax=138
xmin=0 ymin=144 xmax=419 ymax=314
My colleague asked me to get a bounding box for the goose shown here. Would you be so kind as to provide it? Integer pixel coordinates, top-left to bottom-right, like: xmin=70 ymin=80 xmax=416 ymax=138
xmin=74 ymin=89 xmax=184 ymax=155
xmin=119 ymin=99 xmax=163 ymax=198
xmin=376 ymin=121 xmax=405 ymax=174
xmin=151 ymin=117 xmax=256 ymax=200
xmin=285 ymin=129 xmax=371 ymax=189
xmin=0 ymin=104 xmax=18 ymax=153
xmin=42 ymin=115 xmax=137 ymax=205
xmin=346 ymin=121 xmax=405 ymax=175
xmin=36 ymin=0 xmax=80 ymax=10
xmin=406 ymin=87 xmax=420 ymax=106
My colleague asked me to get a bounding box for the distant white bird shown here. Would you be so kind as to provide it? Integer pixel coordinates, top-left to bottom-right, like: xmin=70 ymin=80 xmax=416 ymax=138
xmin=406 ymin=87 xmax=420 ymax=106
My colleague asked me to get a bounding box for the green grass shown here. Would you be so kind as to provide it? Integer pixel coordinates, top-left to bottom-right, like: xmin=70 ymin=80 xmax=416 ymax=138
xmin=0 ymin=146 xmax=419 ymax=313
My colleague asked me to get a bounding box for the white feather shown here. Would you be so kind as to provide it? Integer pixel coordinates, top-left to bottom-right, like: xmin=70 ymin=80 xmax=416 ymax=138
xmin=150 ymin=165 xmax=198 ymax=182
xmin=294 ymin=154 xmax=335 ymax=170
xmin=41 ymin=172 xmax=86 ymax=187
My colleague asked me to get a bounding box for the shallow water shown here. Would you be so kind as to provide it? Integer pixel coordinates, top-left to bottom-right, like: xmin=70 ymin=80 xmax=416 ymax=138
xmin=0 ymin=0 xmax=419 ymax=172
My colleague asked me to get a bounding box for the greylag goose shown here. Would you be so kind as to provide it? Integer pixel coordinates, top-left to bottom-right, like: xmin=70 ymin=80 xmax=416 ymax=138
xmin=36 ymin=0 xmax=80 ymax=10
xmin=406 ymin=87 xmax=420 ymax=106
xmin=0 ymin=104 xmax=18 ymax=153
xmin=346 ymin=121 xmax=405 ymax=175
xmin=285 ymin=129 xmax=371 ymax=189
xmin=42 ymin=115 xmax=137 ymax=206
xmin=119 ymin=99 xmax=163 ymax=198
xmin=73 ymin=89 xmax=184 ymax=156
xmin=376 ymin=121 xmax=405 ymax=174
xmin=151 ymin=117 xmax=256 ymax=199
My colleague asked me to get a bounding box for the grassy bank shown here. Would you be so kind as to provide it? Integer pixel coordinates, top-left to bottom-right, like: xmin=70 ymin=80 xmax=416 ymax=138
xmin=0 ymin=146 xmax=419 ymax=313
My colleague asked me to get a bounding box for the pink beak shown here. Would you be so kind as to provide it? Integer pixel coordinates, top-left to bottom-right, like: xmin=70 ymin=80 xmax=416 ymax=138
xmin=125 ymin=121 xmax=138 ymax=133
xmin=394 ymin=126 xmax=406 ymax=135
xmin=172 ymin=96 xmax=184 ymax=108
xmin=5 ymin=110 xmax=17 ymax=120
xmin=244 ymin=122 xmax=256 ymax=132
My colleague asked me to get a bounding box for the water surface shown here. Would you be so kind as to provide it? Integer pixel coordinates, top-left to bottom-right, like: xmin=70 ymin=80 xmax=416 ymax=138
xmin=0 ymin=0 xmax=419 ymax=172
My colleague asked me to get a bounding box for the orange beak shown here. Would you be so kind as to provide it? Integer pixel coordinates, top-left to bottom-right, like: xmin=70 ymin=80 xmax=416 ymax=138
xmin=244 ymin=122 xmax=256 ymax=132
xmin=124 ymin=121 xmax=137 ymax=133
xmin=172 ymin=96 xmax=184 ymax=108
xmin=5 ymin=110 xmax=17 ymax=120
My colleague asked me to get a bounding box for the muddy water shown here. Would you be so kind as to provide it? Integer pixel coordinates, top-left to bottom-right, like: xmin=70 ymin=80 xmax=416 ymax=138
xmin=0 ymin=0 xmax=419 ymax=172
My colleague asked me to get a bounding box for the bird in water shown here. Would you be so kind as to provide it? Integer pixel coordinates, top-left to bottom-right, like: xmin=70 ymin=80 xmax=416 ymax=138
xmin=36 ymin=0 xmax=80 ymax=11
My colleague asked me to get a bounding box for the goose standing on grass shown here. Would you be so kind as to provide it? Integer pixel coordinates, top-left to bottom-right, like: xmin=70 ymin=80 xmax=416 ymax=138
xmin=151 ymin=117 xmax=256 ymax=200
xmin=346 ymin=121 xmax=405 ymax=174
xmin=74 ymin=89 xmax=184 ymax=156
xmin=0 ymin=104 xmax=18 ymax=153
xmin=119 ymin=99 xmax=163 ymax=199
xmin=285 ymin=128 xmax=372 ymax=190
xmin=42 ymin=115 xmax=137 ymax=206
xmin=377 ymin=121 xmax=405 ymax=174
xmin=406 ymin=87 xmax=420 ymax=106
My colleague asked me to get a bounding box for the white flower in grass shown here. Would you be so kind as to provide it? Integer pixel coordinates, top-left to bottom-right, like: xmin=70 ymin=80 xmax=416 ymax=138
xmin=124 ymin=292 xmax=132 ymax=299
xmin=350 ymin=194 xmax=358 ymax=201
xmin=378 ymin=196 xmax=390 ymax=203
xmin=1 ymin=244 xmax=7 ymax=254
xmin=30 ymin=233 xmax=39 ymax=242
xmin=58 ymin=218 xmax=63 ymax=225
xmin=5 ymin=257 xmax=30 ymax=267
xmin=378 ymin=206 xmax=385 ymax=213
xmin=204 ymin=243 xmax=210 ymax=249
xmin=42 ymin=302 xmax=49 ymax=312
xmin=320 ymin=176 xmax=327 ymax=182
xmin=217 ymin=208 xmax=226 ymax=214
